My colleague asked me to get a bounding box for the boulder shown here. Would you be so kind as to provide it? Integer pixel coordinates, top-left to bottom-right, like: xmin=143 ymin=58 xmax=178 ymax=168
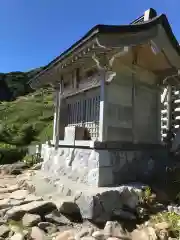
xmin=104 ymin=221 xmax=128 ymax=239
xmin=10 ymin=233 xmax=24 ymax=240
xmin=92 ymin=230 xmax=104 ymax=239
xmin=0 ymin=224 xmax=10 ymax=238
xmin=81 ymin=237 xmax=95 ymax=240
xmin=45 ymin=211 xmax=72 ymax=225
xmin=0 ymin=185 xmax=19 ymax=194
xmin=107 ymin=238 xmax=120 ymax=240
xmin=131 ymin=227 xmax=157 ymax=240
xmin=38 ymin=222 xmax=58 ymax=234
xmin=0 ymin=199 xmax=10 ymax=209
xmin=75 ymin=186 xmax=141 ymax=221
xmin=5 ymin=200 xmax=57 ymax=220
xmin=9 ymin=190 xmax=29 ymax=200
xmin=75 ymin=227 xmax=94 ymax=239
xmin=24 ymin=194 xmax=42 ymax=203
xmin=57 ymin=198 xmax=80 ymax=216
xmin=31 ymin=163 xmax=42 ymax=170
xmin=0 ymin=162 xmax=27 ymax=175
xmin=31 ymin=226 xmax=46 ymax=240
xmin=22 ymin=213 xmax=41 ymax=227
xmin=54 ymin=230 xmax=75 ymax=240
xmin=0 ymin=198 xmax=25 ymax=210
xmin=112 ymin=209 xmax=136 ymax=220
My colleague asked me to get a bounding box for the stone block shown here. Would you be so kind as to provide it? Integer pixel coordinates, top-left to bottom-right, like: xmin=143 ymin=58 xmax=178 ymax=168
xmin=99 ymin=167 xmax=113 ymax=187
xmin=97 ymin=150 xmax=112 ymax=167
xmin=64 ymin=126 xmax=75 ymax=145
xmin=64 ymin=126 xmax=86 ymax=144
xmin=87 ymin=168 xmax=99 ymax=186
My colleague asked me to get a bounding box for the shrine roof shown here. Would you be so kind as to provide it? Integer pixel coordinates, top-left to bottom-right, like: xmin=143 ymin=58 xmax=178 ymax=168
xmin=29 ymin=10 xmax=180 ymax=88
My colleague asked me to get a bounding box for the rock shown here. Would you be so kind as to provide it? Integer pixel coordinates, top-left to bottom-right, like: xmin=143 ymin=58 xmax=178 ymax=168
xmin=9 ymin=190 xmax=29 ymax=200
xmin=11 ymin=169 xmax=22 ymax=175
xmin=0 ymin=224 xmax=10 ymax=238
xmin=103 ymin=221 xmax=112 ymax=237
xmin=0 ymin=208 xmax=10 ymax=218
xmin=0 ymin=193 xmax=11 ymax=200
xmin=31 ymin=226 xmax=46 ymax=240
xmin=22 ymin=213 xmax=41 ymax=227
xmin=92 ymin=213 xmax=110 ymax=224
xmin=75 ymin=228 xmax=92 ymax=239
xmin=31 ymin=163 xmax=42 ymax=170
xmin=51 ymin=232 xmax=60 ymax=239
xmin=131 ymin=227 xmax=157 ymax=240
xmin=9 ymin=199 xmax=25 ymax=206
xmin=8 ymin=230 xmax=14 ymax=238
xmin=0 ymin=188 xmax=9 ymax=194
xmin=0 ymin=199 xmax=10 ymax=209
xmin=0 ymin=198 xmax=25 ymax=210
xmin=38 ymin=221 xmax=52 ymax=230
xmin=22 ymin=229 xmax=29 ymax=237
xmin=107 ymin=238 xmax=121 ymax=240
xmin=104 ymin=221 xmax=127 ymax=239
xmin=7 ymin=185 xmax=20 ymax=193
xmin=5 ymin=200 xmax=57 ymax=220
xmin=38 ymin=221 xmax=57 ymax=234
xmin=10 ymin=233 xmax=24 ymax=240
xmin=155 ymin=222 xmax=171 ymax=230
xmin=0 ymin=163 xmax=26 ymax=175
xmin=81 ymin=237 xmax=95 ymax=240
xmin=75 ymin=186 xmax=140 ymax=220
xmin=55 ymin=230 xmax=75 ymax=240
xmin=24 ymin=194 xmax=42 ymax=203
xmin=112 ymin=209 xmax=136 ymax=220
xmin=92 ymin=231 xmax=104 ymax=239
xmin=45 ymin=211 xmax=72 ymax=225
xmin=0 ymin=218 xmax=6 ymax=225
xmin=157 ymin=229 xmax=169 ymax=240
xmin=59 ymin=199 xmax=80 ymax=216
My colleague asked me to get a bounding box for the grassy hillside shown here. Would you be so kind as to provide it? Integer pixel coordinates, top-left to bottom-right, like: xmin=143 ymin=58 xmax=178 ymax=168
xmin=0 ymin=87 xmax=54 ymax=145
xmin=0 ymin=68 xmax=54 ymax=163
xmin=0 ymin=67 xmax=46 ymax=101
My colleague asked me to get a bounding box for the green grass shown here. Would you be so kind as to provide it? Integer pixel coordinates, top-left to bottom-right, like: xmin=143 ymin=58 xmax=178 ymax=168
xmin=150 ymin=212 xmax=180 ymax=238
xmin=0 ymin=87 xmax=54 ymax=145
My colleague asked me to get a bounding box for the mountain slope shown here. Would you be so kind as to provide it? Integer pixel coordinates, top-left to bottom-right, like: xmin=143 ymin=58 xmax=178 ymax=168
xmin=0 ymin=87 xmax=54 ymax=145
xmin=0 ymin=67 xmax=47 ymax=101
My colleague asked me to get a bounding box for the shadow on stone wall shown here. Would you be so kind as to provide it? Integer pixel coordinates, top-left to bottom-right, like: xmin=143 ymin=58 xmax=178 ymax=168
xmin=110 ymin=148 xmax=180 ymax=202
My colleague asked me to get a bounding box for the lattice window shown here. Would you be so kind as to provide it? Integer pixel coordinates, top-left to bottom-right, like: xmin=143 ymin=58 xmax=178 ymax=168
xmin=67 ymin=93 xmax=100 ymax=140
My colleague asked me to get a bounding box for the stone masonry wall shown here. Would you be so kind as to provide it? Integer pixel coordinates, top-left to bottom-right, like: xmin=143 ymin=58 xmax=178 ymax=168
xmin=41 ymin=144 xmax=169 ymax=187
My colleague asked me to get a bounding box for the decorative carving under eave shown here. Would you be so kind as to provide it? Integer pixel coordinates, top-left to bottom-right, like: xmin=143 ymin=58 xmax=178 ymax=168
xmin=91 ymin=47 xmax=130 ymax=83
xmin=62 ymin=74 xmax=101 ymax=98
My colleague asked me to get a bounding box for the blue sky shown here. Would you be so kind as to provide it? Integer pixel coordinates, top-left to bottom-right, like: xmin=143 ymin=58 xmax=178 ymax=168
xmin=0 ymin=0 xmax=180 ymax=73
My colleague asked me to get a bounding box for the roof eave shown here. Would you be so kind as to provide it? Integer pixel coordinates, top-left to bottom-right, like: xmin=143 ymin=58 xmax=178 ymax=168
xmin=29 ymin=14 xmax=180 ymax=89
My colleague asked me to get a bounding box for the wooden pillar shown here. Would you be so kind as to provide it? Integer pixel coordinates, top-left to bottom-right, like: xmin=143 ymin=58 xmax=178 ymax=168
xmin=98 ymin=70 xmax=107 ymax=142
xmin=166 ymin=84 xmax=173 ymax=146
xmin=53 ymin=82 xmax=62 ymax=149
xmin=52 ymin=111 xmax=57 ymax=143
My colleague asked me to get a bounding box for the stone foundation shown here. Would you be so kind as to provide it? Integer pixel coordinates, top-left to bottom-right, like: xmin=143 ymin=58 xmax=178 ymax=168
xmin=41 ymin=143 xmax=169 ymax=187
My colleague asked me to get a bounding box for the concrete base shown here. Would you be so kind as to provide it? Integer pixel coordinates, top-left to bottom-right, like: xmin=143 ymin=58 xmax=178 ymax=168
xmin=41 ymin=143 xmax=169 ymax=187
